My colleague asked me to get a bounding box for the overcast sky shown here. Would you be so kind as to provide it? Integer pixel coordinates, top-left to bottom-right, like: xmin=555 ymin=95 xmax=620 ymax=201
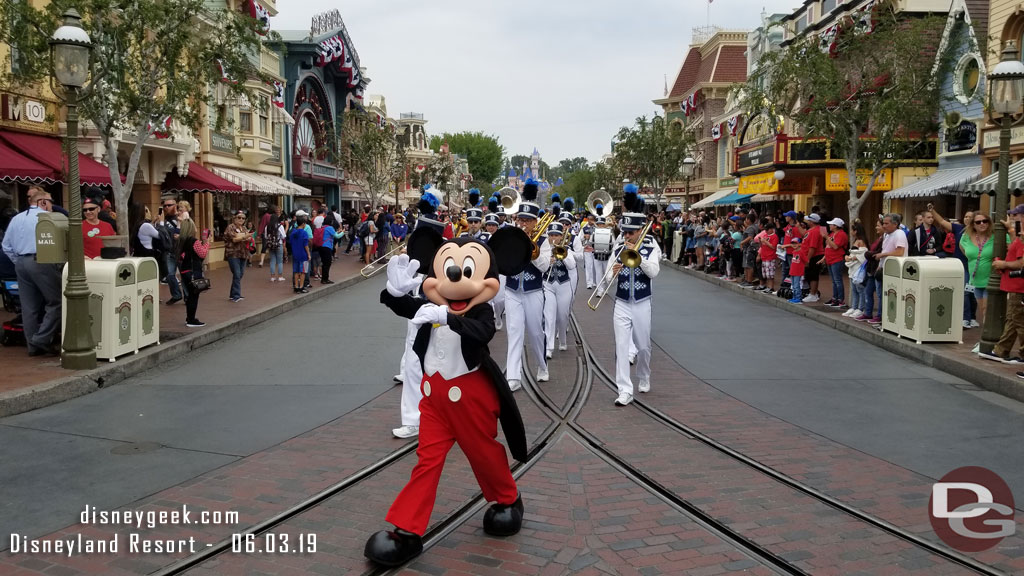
xmin=272 ymin=0 xmax=803 ymax=166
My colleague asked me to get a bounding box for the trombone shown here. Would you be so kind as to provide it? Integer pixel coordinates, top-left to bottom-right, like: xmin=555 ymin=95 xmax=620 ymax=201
xmin=360 ymin=240 xmax=406 ymax=278
xmin=587 ymin=219 xmax=653 ymax=310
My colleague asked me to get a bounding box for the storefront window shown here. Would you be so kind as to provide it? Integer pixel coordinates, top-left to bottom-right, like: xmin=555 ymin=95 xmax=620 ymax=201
xmin=212 ymin=193 xmax=272 ymax=241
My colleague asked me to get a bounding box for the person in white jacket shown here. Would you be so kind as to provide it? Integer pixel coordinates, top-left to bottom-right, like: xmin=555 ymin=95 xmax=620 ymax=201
xmin=843 ymin=221 xmax=870 ymax=320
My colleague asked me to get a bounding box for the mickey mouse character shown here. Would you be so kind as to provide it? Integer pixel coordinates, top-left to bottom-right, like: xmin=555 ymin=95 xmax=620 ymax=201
xmin=364 ymin=225 xmax=534 ymax=567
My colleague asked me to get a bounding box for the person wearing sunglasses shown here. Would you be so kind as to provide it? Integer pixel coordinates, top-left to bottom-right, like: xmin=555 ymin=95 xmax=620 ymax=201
xmin=224 ymin=210 xmax=250 ymax=302
xmin=960 ymin=213 xmax=996 ymax=332
xmin=82 ymin=194 xmax=115 ymax=259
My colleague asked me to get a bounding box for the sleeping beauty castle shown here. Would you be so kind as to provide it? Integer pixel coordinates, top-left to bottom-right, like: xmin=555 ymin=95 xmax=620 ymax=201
xmin=505 ymin=148 xmax=561 ymax=203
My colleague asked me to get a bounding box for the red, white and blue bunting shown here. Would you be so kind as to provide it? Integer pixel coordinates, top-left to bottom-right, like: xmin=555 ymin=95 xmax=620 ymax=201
xmin=271 ymin=81 xmax=285 ymax=108
xmin=315 ymin=34 xmax=362 ymax=88
xmin=679 ymin=90 xmax=702 ymax=116
xmin=727 ymin=115 xmax=740 ymax=136
xmin=147 ymin=115 xmax=172 ymax=139
xmin=215 ymin=59 xmax=238 ymax=85
xmin=246 ymin=0 xmax=270 ymax=36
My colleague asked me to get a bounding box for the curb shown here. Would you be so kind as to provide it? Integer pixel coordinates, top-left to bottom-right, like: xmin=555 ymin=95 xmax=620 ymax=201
xmin=668 ymin=262 xmax=1024 ymax=403
xmin=0 ymin=272 xmax=371 ymax=418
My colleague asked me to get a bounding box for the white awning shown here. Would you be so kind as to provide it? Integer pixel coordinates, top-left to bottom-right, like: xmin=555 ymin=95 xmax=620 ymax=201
xmin=886 ymin=166 xmax=981 ymax=199
xmin=966 ymin=162 xmax=1024 ymax=196
xmin=211 ymin=167 xmax=308 ymax=196
xmin=261 ymin=173 xmax=311 ymax=196
xmin=691 ymin=188 xmax=736 ymax=209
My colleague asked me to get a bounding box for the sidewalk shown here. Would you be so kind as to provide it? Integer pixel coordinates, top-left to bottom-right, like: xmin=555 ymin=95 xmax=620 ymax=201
xmin=670 ymin=261 xmax=1024 ymax=403
xmin=0 ymin=251 xmax=372 ymax=416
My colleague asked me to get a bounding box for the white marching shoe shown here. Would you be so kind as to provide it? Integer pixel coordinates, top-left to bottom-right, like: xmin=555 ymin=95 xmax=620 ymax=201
xmin=393 ymin=374 xmax=404 ymax=383
xmin=545 ymin=350 xmax=553 ymax=359
xmin=495 ymin=316 xmax=504 ymax=331
xmin=392 ymin=425 xmax=419 ymax=439
xmin=629 ymin=353 xmax=636 ymax=365
xmin=614 ymin=392 xmax=633 ymax=406
xmin=508 ymin=379 xmax=522 ymax=392
xmin=536 ymin=368 xmax=550 ymax=382
xmin=558 ymin=343 xmax=568 ymax=351
xmin=638 ymin=380 xmax=650 ymax=393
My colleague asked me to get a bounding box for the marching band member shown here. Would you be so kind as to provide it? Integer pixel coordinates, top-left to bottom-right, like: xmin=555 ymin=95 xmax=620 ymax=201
xmin=461 ymin=189 xmax=484 ymax=239
xmin=582 ymin=214 xmax=597 ymax=289
xmin=610 ymin=184 xmax=661 ymax=406
xmin=543 ymin=219 xmax=576 ymax=358
xmin=591 ymin=216 xmax=615 ymax=289
xmin=559 ymin=201 xmax=583 ymax=300
xmin=505 ymin=179 xmax=550 ymax=390
xmin=484 ymin=201 xmax=506 ymax=329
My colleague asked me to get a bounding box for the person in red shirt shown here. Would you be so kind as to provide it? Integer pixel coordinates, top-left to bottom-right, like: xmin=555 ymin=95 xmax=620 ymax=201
xmin=82 ymin=195 xmax=115 ymax=259
xmin=802 ymin=213 xmax=826 ymax=302
xmin=786 ymin=220 xmax=810 ymax=303
xmin=989 ymin=205 xmax=1024 ymax=363
xmin=824 ymin=217 xmax=850 ymax=308
xmin=756 ymin=220 xmax=780 ymax=294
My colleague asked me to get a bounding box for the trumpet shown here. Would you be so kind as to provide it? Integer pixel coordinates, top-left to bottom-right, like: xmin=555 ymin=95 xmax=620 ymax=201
xmin=528 ymin=211 xmax=556 ymax=260
xmin=587 ymin=219 xmax=653 ymax=310
xmin=360 ymin=240 xmax=406 ymax=278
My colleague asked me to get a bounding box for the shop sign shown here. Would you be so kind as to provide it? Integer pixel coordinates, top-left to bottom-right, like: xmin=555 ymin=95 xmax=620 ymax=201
xmin=789 ymin=141 xmax=829 ymax=163
xmin=719 ymin=177 xmax=737 ymax=188
xmin=946 ymin=120 xmax=977 ymax=152
xmin=739 ymin=172 xmax=814 ymax=195
xmin=0 ymin=93 xmax=55 ymax=132
xmin=738 ymin=143 xmax=774 ymax=170
xmin=825 ymin=168 xmax=892 ymax=191
xmin=982 ymin=124 xmax=1024 ymax=150
xmin=210 ymin=130 xmax=235 ymax=155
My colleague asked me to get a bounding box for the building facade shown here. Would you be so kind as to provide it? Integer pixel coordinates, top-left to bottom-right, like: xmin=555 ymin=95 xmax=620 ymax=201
xmin=653 ymin=27 xmax=748 ymax=208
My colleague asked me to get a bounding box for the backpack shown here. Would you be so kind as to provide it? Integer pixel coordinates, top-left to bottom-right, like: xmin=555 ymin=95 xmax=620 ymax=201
xmin=156 ymin=223 xmax=175 ymax=253
xmin=313 ymin=226 xmax=325 ymax=247
xmin=265 ymin=227 xmax=281 ymax=250
xmin=357 ymin=220 xmax=371 ymax=239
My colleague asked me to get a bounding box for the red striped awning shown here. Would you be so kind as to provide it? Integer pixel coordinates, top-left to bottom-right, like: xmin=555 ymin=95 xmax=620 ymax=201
xmin=0 ymin=130 xmax=124 ymax=186
xmin=0 ymin=138 xmax=58 ymax=183
xmin=163 ymin=162 xmax=243 ymax=194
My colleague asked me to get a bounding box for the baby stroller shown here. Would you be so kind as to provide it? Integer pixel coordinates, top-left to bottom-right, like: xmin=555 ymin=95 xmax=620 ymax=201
xmin=1 ymin=276 xmax=24 ymax=347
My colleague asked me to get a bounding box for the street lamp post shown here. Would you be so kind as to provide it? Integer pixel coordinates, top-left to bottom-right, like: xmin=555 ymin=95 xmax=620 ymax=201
xmin=681 ymin=156 xmax=696 ymax=213
xmin=981 ymin=41 xmax=1024 ymax=355
xmin=51 ymin=9 xmax=96 ymax=370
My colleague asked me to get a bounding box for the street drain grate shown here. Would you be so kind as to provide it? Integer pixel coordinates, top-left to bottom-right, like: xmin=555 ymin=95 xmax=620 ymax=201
xmin=111 ymin=441 xmax=162 ymax=455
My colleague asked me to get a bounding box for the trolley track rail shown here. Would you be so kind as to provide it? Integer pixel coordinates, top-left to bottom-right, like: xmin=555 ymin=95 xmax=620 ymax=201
xmin=154 ymin=299 xmax=1007 ymax=576
xmin=571 ymin=311 xmax=1009 ymax=576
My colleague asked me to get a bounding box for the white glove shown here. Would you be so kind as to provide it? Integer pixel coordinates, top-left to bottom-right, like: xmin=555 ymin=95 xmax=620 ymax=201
xmin=386 ymin=254 xmax=422 ymax=297
xmin=411 ymin=304 xmax=449 ymax=326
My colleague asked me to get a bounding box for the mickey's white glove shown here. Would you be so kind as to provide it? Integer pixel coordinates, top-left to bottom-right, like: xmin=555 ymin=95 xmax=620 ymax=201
xmin=411 ymin=304 xmax=449 ymax=326
xmin=386 ymin=254 xmax=422 ymax=297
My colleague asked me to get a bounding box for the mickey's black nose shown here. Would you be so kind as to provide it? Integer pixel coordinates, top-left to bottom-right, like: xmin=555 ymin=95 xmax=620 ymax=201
xmin=446 ymin=265 xmax=462 ymax=282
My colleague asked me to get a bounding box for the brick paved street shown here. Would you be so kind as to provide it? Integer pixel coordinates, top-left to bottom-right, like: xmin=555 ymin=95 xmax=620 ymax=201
xmin=2 ymin=267 xmax=1023 ymax=575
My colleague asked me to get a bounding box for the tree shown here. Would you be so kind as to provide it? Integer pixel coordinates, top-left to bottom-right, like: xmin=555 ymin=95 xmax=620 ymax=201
xmin=0 ymin=0 xmax=276 ymax=241
xmin=612 ymin=115 xmax=694 ymax=210
xmin=550 ymin=156 xmax=590 ymax=181
xmin=425 ymin=147 xmax=456 ymax=208
xmin=428 ymin=132 xmax=504 ymax=185
xmin=340 ymin=109 xmax=407 ymax=210
xmin=739 ymin=7 xmax=952 ymax=221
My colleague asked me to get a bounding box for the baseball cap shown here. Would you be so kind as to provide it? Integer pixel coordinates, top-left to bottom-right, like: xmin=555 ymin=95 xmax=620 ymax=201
xmin=1010 ymin=205 xmax=1024 ymax=215
xmin=783 ymin=210 xmax=798 ymax=218
xmin=806 ymin=213 xmax=821 ymax=223
xmin=295 ymin=209 xmax=309 ymax=217
xmin=826 ymin=217 xmax=845 ymax=227
xmin=729 ymin=215 xmax=741 ymax=221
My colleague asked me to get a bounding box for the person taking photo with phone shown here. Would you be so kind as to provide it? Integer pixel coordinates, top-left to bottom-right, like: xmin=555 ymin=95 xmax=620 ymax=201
xmin=981 ymin=205 xmax=1024 ymax=364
